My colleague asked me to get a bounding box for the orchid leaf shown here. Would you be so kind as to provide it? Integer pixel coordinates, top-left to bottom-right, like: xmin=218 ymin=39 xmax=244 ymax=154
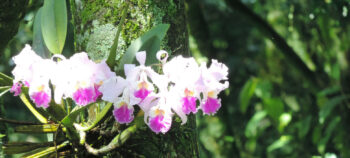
xmin=61 ymin=103 xmax=94 ymax=128
xmin=0 ymin=86 xmax=10 ymax=97
xmin=0 ymin=72 xmax=12 ymax=86
xmin=15 ymin=124 xmax=59 ymax=133
xmin=22 ymin=141 xmax=68 ymax=158
xmin=82 ymin=103 xmax=113 ymax=131
xmin=19 ymin=93 xmax=49 ymax=124
xmin=118 ymin=24 xmax=170 ymax=71
xmin=41 ymin=0 xmax=67 ymax=54
xmin=3 ymin=142 xmax=54 ymax=154
xmin=32 ymin=8 xmax=50 ymax=58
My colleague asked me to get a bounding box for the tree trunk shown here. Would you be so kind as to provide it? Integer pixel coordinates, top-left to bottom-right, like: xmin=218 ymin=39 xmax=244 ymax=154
xmin=70 ymin=0 xmax=199 ymax=157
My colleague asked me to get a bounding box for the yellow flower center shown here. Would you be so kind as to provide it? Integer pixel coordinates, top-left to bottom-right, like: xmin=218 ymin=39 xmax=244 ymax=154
xmin=155 ymin=109 xmax=165 ymax=116
xmin=184 ymin=88 xmax=194 ymax=97
xmin=207 ymin=91 xmax=215 ymax=98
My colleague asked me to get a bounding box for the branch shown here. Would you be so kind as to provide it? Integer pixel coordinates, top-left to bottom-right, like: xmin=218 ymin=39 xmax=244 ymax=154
xmin=224 ymin=0 xmax=325 ymax=87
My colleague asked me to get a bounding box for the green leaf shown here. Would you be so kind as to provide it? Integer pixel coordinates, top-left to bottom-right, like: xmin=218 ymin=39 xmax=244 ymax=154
xmin=32 ymin=8 xmax=50 ymax=58
xmin=61 ymin=103 xmax=94 ymax=128
xmin=15 ymin=124 xmax=59 ymax=133
xmin=318 ymin=95 xmax=348 ymax=124
xmin=0 ymin=72 xmax=13 ymax=86
xmin=118 ymin=24 xmax=170 ymax=71
xmin=245 ymin=111 xmax=268 ymax=138
xmin=239 ymin=78 xmax=258 ymax=113
xmin=81 ymin=103 xmax=113 ymax=131
xmin=22 ymin=141 xmax=68 ymax=158
xmin=0 ymin=134 xmax=5 ymax=138
xmin=3 ymin=142 xmax=54 ymax=154
xmin=0 ymin=86 xmax=10 ymax=97
xmin=41 ymin=0 xmax=67 ymax=54
xmin=19 ymin=93 xmax=49 ymax=124
xmin=317 ymin=116 xmax=340 ymax=153
xmin=106 ymin=2 xmax=128 ymax=69
xmin=267 ymin=135 xmax=292 ymax=152
xmin=263 ymin=98 xmax=284 ymax=121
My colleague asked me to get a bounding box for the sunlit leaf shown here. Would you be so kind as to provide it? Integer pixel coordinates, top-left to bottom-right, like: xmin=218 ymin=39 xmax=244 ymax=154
xmin=15 ymin=124 xmax=59 ymax=133
xmin=41 ymin=0 xmax=67 ymax=54
xmin=239 ymin=78 xmax=258 ymax=113
xmin=267 ymin=135 xmax=292 ymax=152
xmin=118 ymin=24 xmax=170 ymax=71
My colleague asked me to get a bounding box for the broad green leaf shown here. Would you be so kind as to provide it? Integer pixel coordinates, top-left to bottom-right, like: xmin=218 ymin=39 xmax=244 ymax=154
xmin=245 ymin=111 xmax=268 ymax=138
xmin=41 ymin=0 xmax=67 ymax=54
xmin=0 ymin=72 xmax=13 ymax=86
xmin=0 ymin=86 xmax=10 ymax=97
xmin=118 ymin=24 xmax=170 ymax=71
xmin=3 ymin=142 xmax=54 ymax=154
xmin=319 ymin=95 xmax=348 ymax=124
xmin=263 ymin=98 xmax=284 ymax=121
xmin=239 ymin=78 xmax=258 ymax=113
xmin=32 ymin=8 xmax=50 ymax=58
xmin=15 ymin=124 xmax=59 ymax=133
xmin=0 ymin=134 xmax=5 ymax=138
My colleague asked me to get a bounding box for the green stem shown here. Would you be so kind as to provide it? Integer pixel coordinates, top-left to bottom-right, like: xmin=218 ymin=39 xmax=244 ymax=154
xmin=19 ymin=93 xmax=48 ymax=124
xmin=85 ymin=124 xmax=138 ymax=156
xmin=106 ymin=2 xmax=129 ymax=69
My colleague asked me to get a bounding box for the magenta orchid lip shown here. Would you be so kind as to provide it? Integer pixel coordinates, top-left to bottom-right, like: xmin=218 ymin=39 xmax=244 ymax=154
xmin=10 ymin=45 xmax=229 ymax=134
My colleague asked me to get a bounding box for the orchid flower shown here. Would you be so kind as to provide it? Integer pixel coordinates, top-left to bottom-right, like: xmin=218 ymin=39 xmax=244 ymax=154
xmin=28 ymin=59 xmax=55 ymax=108
xmin=11 ymin=45 xmax=54 ymax=108
xmin=99 ymin=64 xmax=141 ymax=124
xmin=11 ymin=44 xmax=42 ymax=95
xmin=124 ymin=51 xmax=160 ymax=102
xmin=196 ymin=60 xmax=229 ymax=115
xmin=161 ymin=52 xmax=200 ymax=115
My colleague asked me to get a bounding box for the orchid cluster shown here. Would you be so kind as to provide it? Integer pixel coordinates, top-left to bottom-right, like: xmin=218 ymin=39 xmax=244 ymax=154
xmin=10 ymin=44 xmax=229 ymax=134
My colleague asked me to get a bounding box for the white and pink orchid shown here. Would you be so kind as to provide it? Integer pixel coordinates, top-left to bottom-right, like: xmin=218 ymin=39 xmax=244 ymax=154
xmin=10 ymin=45 xmax=229 ymax=134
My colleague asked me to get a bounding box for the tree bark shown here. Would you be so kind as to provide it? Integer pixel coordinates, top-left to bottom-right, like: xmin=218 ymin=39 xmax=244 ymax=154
xmin=70 ymin=0 xmax=199 ymax=157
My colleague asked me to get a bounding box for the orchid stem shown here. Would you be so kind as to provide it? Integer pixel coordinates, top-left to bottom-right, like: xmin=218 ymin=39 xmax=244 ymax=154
xmin=85 ymin=124 xmax=138 ymax=156
xmin=19 ymin=93 xmax=48 ymax=124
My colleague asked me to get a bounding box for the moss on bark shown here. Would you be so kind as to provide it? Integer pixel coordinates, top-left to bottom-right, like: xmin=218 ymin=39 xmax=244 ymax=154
xmin=70 ymin=0 xmax=198 ymax=157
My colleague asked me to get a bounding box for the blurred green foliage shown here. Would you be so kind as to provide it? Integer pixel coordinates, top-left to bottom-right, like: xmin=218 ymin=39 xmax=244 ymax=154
xmin=188 ymin=0 xmax=350 ymax=157
xmin=2 ymin=0 xmax=350 ymax=157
